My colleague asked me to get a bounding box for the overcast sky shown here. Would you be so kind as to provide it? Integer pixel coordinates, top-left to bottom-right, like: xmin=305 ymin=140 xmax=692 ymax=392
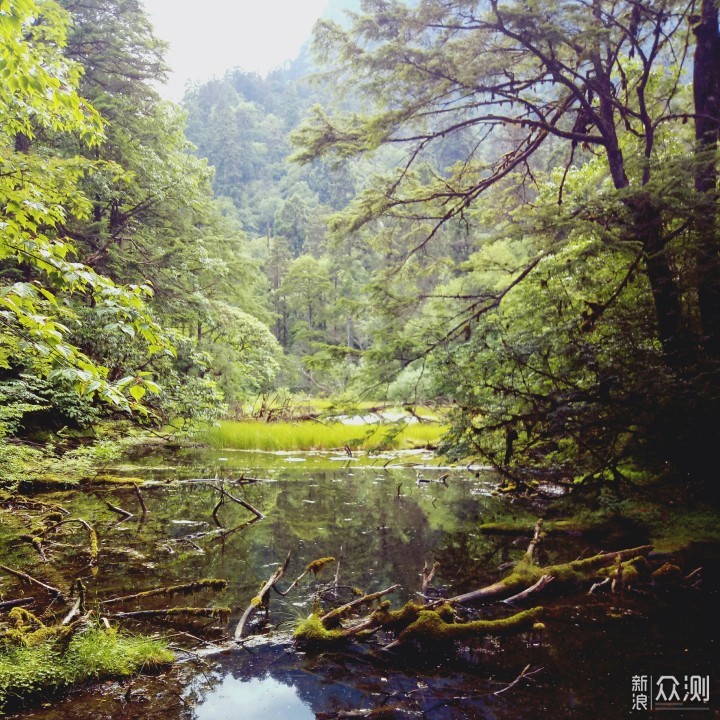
xmin=142 ymin=0 xmax=329 ymax=101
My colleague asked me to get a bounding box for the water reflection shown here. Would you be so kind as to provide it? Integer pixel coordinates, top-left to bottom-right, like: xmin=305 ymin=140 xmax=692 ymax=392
xmin=192 ymin=676 xmax=314 ymax=720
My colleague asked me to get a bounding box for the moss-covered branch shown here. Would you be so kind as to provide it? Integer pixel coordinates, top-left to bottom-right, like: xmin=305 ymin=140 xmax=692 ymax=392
xmin=447 ymin=545 xmax=653 ymax=605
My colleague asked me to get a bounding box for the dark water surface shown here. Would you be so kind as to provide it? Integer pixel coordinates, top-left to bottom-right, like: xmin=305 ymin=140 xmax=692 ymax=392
xmin=4 ymin=448 xmax=718 ymax=719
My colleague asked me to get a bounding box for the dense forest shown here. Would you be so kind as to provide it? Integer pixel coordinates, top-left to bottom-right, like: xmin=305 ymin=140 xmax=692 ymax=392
xmin=3 ymin=0 xmax=719 ymax=491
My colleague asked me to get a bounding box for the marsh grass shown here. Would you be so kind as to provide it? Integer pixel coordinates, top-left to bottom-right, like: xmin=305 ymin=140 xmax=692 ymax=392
xmin=200 ymin=420 xmax=446 ymax=451
xmin=0 ymin=627 xmax=173 ymax=711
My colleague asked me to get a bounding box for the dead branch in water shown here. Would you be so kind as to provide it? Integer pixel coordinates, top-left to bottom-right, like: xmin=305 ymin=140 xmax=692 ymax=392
xmin=0 ymin=564 xmax=67 ymax=602
xmin=113 ymin=607 xmax=230 ymax=622
xmin=421 ymin=561 xmax=439 ymax=595
xmin=445 ymin=545 xmax=654 ymax=605
xmin=503 ymin=575 xmax=554 ymax=605
xmin=205 ymin=482 xmax=265 ymax=522
xmin=0 ymin=597 xmax=35 ymax=610
xmin=133 ymin=483 xmax=148 ymax=514
xmin=40 ymin=518 xmax=99 ymax=566
xmin=101 ymin=579 xmax=228 ymax=606
xmin=235 ymin=551 xmax=291 ymax=640
xmin=101 ymin=498 xmax=134 ymax=520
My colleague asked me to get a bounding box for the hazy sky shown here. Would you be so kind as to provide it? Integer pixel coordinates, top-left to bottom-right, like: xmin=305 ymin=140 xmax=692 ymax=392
xmin=142 ymin=0 xmax=328 ymax=100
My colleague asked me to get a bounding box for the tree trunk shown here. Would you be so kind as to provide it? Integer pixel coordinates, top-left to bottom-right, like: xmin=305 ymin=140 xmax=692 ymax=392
xmin=693 ymin=0 xmax=720 ymax=357
xmin=635 ymin=198 xmax=686 ymax=365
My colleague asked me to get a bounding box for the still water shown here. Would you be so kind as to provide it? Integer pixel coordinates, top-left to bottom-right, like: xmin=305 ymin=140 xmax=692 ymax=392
xmin=4 ymin=448 xmax=718 ymax=719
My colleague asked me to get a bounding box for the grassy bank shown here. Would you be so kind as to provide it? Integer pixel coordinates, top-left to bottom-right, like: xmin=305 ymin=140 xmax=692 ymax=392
xmin=0 ymin=625 xmax=173 ymax=712
xmin=200 ymin=419 xmax=447 ymax=451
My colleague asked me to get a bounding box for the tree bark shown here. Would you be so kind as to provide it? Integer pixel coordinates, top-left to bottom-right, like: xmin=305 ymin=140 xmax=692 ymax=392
xmin=693 ymin=0 xmax=720 ymax=357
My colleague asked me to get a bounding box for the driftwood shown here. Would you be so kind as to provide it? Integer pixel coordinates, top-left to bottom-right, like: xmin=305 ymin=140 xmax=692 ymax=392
xmin=235 ymin=552 xmax=291 ymax=640
xmin=0 ymin=564 xmax=67 ymax=601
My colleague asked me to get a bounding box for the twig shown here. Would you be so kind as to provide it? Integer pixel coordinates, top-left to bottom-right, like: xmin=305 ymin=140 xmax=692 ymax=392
xmin=334 ymin=545 xmax=344 ymax=588
xmin=494 ymin=664 xmax=543 ymax=695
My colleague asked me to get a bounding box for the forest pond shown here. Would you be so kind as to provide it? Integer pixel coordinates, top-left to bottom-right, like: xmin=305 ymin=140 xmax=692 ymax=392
xmin=4 ymin=447 xmax=717 ymax=720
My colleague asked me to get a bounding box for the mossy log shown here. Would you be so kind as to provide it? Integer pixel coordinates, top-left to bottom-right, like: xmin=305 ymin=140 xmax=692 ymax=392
xmin=446 ymin=545 xmax=653 ymax=605
xmin=101 ymin=579 xmax=228 ymax=606
xmin=385 ymin=606 xmax=544 ymax=650
xmin=321 ymin=584 xmax=400 ymax=629
xmin=3 ymin=607 xmax=80 ymax=649
xmin=294 ymin=599 xmax=453 ymax=646
xmin=113 ymin=607 xmax=231 ymax=622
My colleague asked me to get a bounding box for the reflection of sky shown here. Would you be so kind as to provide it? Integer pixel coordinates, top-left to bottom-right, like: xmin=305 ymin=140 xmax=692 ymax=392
xmin=194 ymin=675 xmax=315 ymax=720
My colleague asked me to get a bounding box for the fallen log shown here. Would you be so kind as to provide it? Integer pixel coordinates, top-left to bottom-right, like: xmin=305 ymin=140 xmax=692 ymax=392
xmin=383 ymin=605 xmax=544 ymax=651
xmin=113 ymin=607 xmax=230 ymax=622
xmin=0 ymin=597 xmax=34 ymax=611
xmin=101 ymin=579 xmax=228 ymax=606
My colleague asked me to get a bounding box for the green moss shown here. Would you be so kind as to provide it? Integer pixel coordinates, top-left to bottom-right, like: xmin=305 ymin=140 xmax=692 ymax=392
xmin=0 ymin=626 xmax=173 ymax=711
xmin=370 ymin=601 xmax=454 ymax=634
xmin=598 ymin=556 xmax=650 ymax=586
xmin=91 ymin=474 xmax=146 ymax=486
xmin=397 ymin=606 xmax=543 ymax=645
xmin=306 ymin=557 xmax=335 ymax=575
xmin=294 ymin=614 xmax=345 ymax=645
xmin=652 ymin=562 xmax=685 ymax=586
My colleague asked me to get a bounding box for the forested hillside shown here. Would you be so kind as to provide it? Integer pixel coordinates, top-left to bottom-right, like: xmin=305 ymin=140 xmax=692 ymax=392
xmin=2 ymin=0 xmax=719 ymax=492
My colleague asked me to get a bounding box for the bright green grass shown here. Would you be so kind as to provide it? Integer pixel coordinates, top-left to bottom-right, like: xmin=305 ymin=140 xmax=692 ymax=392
xmin=200 ymin=420 xmax=447 ymax=451
xmin=0 ymin=627 xmax=173 ymax=711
